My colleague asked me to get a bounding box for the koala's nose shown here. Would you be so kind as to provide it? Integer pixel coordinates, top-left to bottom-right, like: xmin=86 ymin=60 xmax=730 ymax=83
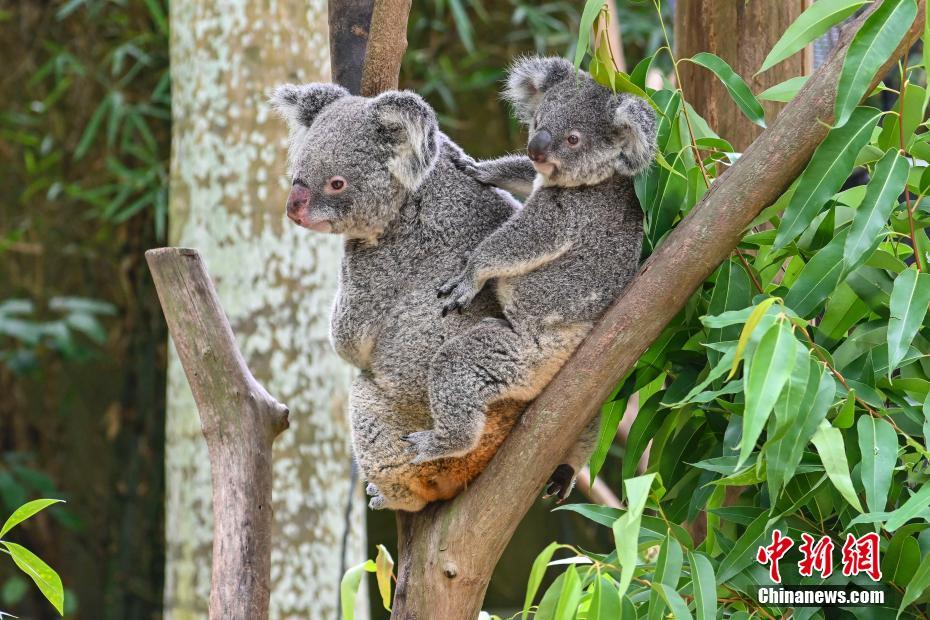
xmin=286 ymin=183 xmax=311 ymax=222
xmin=528 ymin=130 xmax=552 ymax=163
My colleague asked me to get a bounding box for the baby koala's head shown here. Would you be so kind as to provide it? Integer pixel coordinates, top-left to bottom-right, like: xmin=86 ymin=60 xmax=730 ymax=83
xmin=503 ymin=56 xmax=657 ymax=187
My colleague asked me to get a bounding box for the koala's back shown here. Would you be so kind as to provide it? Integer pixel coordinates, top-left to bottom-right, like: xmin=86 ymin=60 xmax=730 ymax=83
xmin=499 ymin=175 xmax=643 ymax=327
xmin=343 ymin=136 xmax=518 ymax=413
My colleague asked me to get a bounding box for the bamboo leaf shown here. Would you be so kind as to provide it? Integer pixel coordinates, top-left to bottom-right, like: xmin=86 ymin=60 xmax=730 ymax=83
xmin=784 ymin=229 xmax=852 ymax=317
xmin=522 ymin=542 xmax=562 ymax=618
xmin=589 ymin=398 xmax=626 ymax=481
xmin=650 ymin=583 xmax=693 ymax=620
xmin=759 ymin=0 xmax=870 ymax=74
xmin=774 ymin=107 xmax=881 ymax=249
xmin=647 ymin=535 xmax=683 ymax=620
xmin=552 ymin=565 xmax=582 ymax=620
xmin=574 ymin=0 xmax=604 ymax=68
xmin=690 ymin=52 xmax=766 ymax=127
xmin=847 ymin=483 xmax=930 ymax=530
xmin=739 ymin=320 xmax=798 ymax=466
xmin=589 ymin=574 xmax=621 ymax=619
xmin=811 ymin=421 xmax=864 ymax=512
xmin=888 ymin=267 xmax=930 ymax=374
xmin=835 ymin=0 xmax=918 ymax=127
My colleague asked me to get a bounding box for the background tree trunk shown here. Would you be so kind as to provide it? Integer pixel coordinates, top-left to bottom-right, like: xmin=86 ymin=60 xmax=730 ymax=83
xmin=675 ymin=0 xmax=813 ymax=151
xmin=164 ymin=2 xmax=366 ymax=618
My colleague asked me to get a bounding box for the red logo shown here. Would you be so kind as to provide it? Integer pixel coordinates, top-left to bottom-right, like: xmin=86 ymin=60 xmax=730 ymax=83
xmin=756 ymin=530 xmax=882 ymax=583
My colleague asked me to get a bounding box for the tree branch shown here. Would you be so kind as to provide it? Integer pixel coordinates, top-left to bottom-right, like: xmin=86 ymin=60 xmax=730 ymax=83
xmin=146 ymin=248 xmax=289 ymax=620
xmin=390 ymin=3 xmax=926 ymax=617
xmin=360 ymin=0 xmax=412 ymax=96
xmin=328 ymin=0 xmax=375 ymax=95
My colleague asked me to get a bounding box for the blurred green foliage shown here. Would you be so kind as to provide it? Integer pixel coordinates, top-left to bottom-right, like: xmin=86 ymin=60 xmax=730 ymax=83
xmin=0 ymin=0 xmax=169 ymax=616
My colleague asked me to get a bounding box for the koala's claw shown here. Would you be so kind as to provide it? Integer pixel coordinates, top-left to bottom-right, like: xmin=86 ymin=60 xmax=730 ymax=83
xmin=438 ymin=275 xmax=478 ymax=316
xmin=365 ymin=482 xmax=380 ymax=497
xmin=464 ymin=163 xmax=497 ymax=187
xmin=543 ymin=464 xmax=576 ymax=503
xmin=368 ymin=494 xmax=388 ymax=510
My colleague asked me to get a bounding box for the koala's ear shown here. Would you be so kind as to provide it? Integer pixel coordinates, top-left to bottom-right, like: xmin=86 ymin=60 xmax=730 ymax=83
xmin=269 ymin=82 xmax=350 ymax=129
xmin=370 ymin=91 xmax=440 ymax=191
xmin=503 ymin=56 xmax=575 ymax=122
xmin=613 ymin=95 xmax=658 ymax=176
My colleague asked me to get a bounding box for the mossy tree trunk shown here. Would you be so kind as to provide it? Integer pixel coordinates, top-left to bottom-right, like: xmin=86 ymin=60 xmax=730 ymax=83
xmin=164 ymin=2 xmax=366 ymax=618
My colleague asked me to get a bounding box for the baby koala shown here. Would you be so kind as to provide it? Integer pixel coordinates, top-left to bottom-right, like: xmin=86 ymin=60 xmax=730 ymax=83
xmin=406 ymin=56 xmax=656 ymax=496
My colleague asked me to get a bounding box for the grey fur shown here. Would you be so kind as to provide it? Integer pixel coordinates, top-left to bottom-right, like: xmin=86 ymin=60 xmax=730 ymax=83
xmin=272 ymin=83 xmax=525 ymax=511
xmin=422 ymin=57 xmax=655 ymax=490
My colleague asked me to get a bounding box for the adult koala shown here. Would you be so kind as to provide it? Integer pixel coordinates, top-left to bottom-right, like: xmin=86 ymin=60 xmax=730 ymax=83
xmin=271 ymin=83 xmax=531 ymax=511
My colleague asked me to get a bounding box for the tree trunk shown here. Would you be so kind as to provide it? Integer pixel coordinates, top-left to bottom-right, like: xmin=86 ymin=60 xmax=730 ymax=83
xmin=148 ymin=248 xmax=290 ymax=619
xmin=390 ymin=4 xmax=925 ymax=617
xmin=164 ymin=2 xmax=366 ymax=618
xmin=675 ymin=0 xmax=813 ymax=151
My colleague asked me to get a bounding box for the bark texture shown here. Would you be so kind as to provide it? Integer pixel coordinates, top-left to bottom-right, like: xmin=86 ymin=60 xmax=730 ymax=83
xmin=391 ymin=3 xmax=925 ymax=617
xmin=675 ymin=0 xmax=813 ymax=151
xmin=148 ymin=248 xmax=289 ymax=619
xmin=360 ymin=0 xmax=412 ymax=96
xmin=329 ymin=0 xmax=375 ymax=95
xmin=165 ymin=2 xmax=365 ymax=618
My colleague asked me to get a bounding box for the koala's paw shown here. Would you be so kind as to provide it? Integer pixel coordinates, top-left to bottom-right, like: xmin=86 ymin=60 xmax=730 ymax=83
xmin=463 ymin=162 xmax=498 ymax=187
xmin=437 ymin=274 xmax=478 ymax=316
xmin=365 ymin=482 xmax=380 ymax=497
xmin=368 ymin=494 xmax=388 ymax=510
xmin=543 ymin=464 xmax=576 ymax=503
xmin=402 ymin=430 xmax=459 ymax=464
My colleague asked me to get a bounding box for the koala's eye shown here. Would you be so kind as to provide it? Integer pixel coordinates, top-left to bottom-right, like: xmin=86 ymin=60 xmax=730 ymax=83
xmin=566 ymin=132 xmax=581 ymax=147
xmin=326 ymin=176 xmax=347 ymax=194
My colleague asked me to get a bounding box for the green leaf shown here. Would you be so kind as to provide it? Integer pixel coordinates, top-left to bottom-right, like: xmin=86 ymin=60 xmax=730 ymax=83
xmin=729 ymin=297 xmax=779 ymax=380
xmin=612 ymin=474 xmax=655 ymax=598
xmin=2 ymin=541 xmax=64 ymax=615
xmin=835 ymin=390 xmax=857 ymax=429
xmin=589 ymin=399 xmax=625 ymax=481
xmin=717 ymin=511 xmax=772 ymax=583
xmin=857 ymin=415 xmax=898 ymax=514
xmin=784 ymin=229 xmax=853 ymax=317
xmin=574 ymin=0 xmax=604 ymax=68
xmin=650 ymin=583 xmax=693 ymax=620
xmin=552 ymin=564 xmax=582 ymax=620
xmin=888 ymin=267 xmax=930 ymax=374
xmin=622 ymin=395 xmax=662 ymax=480
xmin=375 ymin=544 xmax=393 ymax=611
xmin=758 ymin=76 xmax=810 ymax=102
xmin=0 ymin=499 xmax=64 ymax=539
xmin=759 ymin=0 xmax=870 ymax=74
xmin=848 ymin=483 xmax=930 ymax=530
xmin=688 ymin=551 xmax=717 ymax=620
xmin=811 ymin=420 xmax=864 ymax=512
xmin=835 ymin=0 xmax=918 ymax=127
xmin=589 ymin=574 xmax=621 ymax=619
xmin=740 ymin=319 xmax=797 ymax=466
xmin=522 ymin=542 xmax=562 ymax=619
xmin=765 ymin=373 xmax=837 ymax=499
xmin=923 ymin=393 xmax=930 ymax=453
xmin=689 ymin=52 xmax=766 ymax=127
xmin=845 ymin=149 xmax=909 ymax=265
xmin=898 ymin=553 xmax=930 ymax=618
xmin=647 ymin=536 xmax=683 ymax=620
xmin=774 ymin=107 xmax=881 ymax=249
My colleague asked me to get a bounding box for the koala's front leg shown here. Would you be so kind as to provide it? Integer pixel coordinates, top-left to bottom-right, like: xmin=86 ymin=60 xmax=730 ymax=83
xmin=543 ymin=415 xmax=601 ymax=502
xmin=437 ymin=267 xmax=483 ymax=316
xmin=465 ymin=154 xmax=538 ymax=196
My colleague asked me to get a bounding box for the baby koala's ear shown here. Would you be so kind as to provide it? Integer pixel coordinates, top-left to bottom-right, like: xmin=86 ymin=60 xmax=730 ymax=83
xmin=269 ymin=82 xmax=350 ymax=129
xmin=503 ymin=56 xmax=575 ymax=122
xmin=370 ymin=90 xmax=440 ymax=191
xmin=613 ymin=94 xmax=658 ymax=176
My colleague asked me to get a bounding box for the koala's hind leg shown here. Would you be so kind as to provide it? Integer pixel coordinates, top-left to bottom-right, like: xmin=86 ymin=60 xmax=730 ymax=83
xmin=545 ymin=414 xmax=601 ymax=501
xmin=350 ymin=375 xmax=428 ymax=512
xmin=410 ymin=319 xmax=579 ymax=464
